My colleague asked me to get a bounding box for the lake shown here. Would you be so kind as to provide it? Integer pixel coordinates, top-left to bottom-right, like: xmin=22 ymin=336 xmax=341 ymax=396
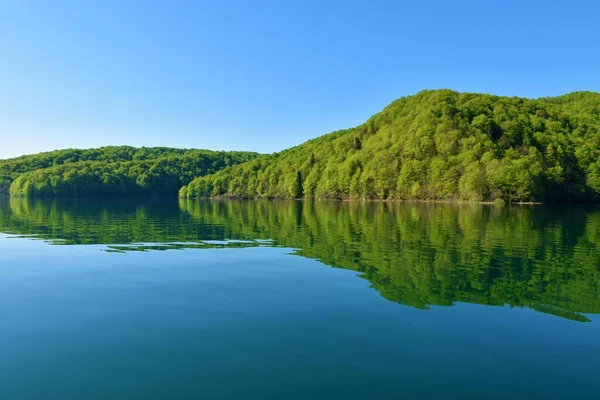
xmin=1 ymin=198 xmax=599 ymax=399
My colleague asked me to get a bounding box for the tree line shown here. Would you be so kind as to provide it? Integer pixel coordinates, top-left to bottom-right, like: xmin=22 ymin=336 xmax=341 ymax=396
xmin=1 ymin=146 xmax=259 ymax=197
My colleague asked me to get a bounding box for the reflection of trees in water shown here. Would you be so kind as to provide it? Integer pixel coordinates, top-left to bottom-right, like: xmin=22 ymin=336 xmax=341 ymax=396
xmin=1 ymin=198 xmax=600 ymax=321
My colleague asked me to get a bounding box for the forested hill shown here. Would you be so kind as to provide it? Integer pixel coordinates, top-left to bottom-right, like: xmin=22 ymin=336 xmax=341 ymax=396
xmin=181 ymin=90 xmax=600 ymax=203
xmin=1 ymin=146 xmax=259 ymax=197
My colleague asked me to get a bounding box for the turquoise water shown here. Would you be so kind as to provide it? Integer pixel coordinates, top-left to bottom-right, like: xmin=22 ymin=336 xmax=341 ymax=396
xmin=1 ymin=198 xmax=599 ymax=399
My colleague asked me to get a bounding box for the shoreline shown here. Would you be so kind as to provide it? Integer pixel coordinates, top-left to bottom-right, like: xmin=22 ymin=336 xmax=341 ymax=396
xmin=182 ymin=196 xmax=551 ymax=205
xmin=5 ymin=194 xmax=597 ymax=205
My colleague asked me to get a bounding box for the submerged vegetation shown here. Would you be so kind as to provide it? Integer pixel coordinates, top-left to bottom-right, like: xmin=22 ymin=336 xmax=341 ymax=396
xmin=182 ymin=90 xmax=600 ymax=203
xmin=1 ymin=146 xmax=259 ymax=197
xmin=2 ymin=197 xmax=600 ymax=321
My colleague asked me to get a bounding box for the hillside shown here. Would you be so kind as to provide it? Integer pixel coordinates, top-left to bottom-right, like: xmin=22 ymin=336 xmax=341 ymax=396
xmin=2 ymin=146 xmax=260 ymax=197
xmin=180 ymin=90 xmax=600 ymax=202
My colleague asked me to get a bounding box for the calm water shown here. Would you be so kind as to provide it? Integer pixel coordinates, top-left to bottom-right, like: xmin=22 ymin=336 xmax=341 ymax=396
xmin=1 ymin=198 xmax=599 ymax=399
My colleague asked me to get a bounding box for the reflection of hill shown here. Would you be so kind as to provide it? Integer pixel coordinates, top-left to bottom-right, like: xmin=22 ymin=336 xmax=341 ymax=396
xmin=181 ymin=200 xmax=600 ymax=322
xmin=0 ymin=198 xmax=229 ymax=245
xmin=2 ymin=198 xmax=600 ymax=321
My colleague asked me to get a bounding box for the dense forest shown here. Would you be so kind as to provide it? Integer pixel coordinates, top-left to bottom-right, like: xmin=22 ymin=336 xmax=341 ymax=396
xmin=1 ymin=146 xmax=259 ymax=197
xmin=181 ymin=90 xmax=600 ymax=203
xmin=2 ymin=198 xmax=599 ymax=321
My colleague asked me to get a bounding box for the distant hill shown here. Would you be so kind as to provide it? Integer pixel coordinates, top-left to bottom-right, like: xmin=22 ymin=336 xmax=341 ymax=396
xmin=181 ymin=90 xmax=600 ymax=203
xmin=2 ymin=146 xmax=260 ymax=197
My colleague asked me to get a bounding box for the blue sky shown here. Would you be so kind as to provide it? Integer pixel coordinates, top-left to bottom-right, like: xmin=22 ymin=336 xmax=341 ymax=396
xmin=1 ymin=0 xmax=598 ymax=159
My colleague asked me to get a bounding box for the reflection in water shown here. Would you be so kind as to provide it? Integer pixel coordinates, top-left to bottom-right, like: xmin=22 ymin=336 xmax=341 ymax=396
xmin=1 ymin=197 xmax=600 ymax=321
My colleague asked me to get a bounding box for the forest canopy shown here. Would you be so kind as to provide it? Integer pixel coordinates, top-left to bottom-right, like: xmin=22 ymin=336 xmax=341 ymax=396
xmin=1 ymin=146 xmax=259 ymax=197
xmin=181 ymin=90 xmax=600 ymax=203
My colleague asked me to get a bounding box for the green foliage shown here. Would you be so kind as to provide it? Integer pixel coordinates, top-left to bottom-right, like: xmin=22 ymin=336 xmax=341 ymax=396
xmin=1 ymin=146 xmax=259 ymax=197
xmin=182 ymin=90 xmax=600 ymax=202
xmin=0 ymin=176 xmax=10 ymax=197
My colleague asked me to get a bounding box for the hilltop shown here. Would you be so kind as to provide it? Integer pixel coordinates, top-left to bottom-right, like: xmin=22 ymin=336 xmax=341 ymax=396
xmin=2 ymin=146 xmax=260 ymax=197
xmin=181 ymin=90 xmax=600 ymax=203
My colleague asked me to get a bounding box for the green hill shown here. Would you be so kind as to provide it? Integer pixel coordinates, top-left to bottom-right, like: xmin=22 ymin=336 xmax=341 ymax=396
xmin=181 ymin=90 xmax=600 ymax=202
xmin=2 ymin=146 xmax=260 ymax=197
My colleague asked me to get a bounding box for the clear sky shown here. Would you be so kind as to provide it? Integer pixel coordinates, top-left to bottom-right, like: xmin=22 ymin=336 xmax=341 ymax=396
xmin=0 ymin=0 xmax=598 ymax=159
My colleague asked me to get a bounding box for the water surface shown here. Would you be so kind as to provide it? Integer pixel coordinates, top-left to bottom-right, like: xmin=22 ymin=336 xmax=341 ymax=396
xmin=1 ymin=198 xmax=599 ymax=399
